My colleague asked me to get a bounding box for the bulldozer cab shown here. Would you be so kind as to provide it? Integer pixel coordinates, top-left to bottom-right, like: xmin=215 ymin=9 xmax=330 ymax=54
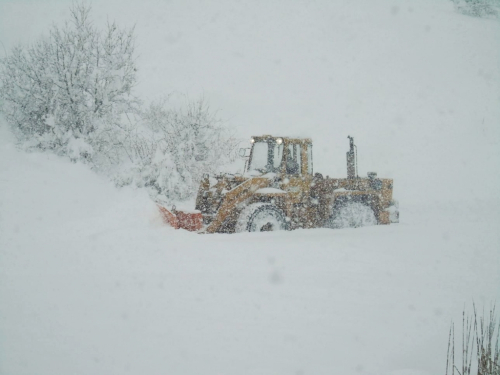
xmin=246 ymin=136 xmax=313 ymax=206
xmin=246 ymin=135 xmax=313 ymax=176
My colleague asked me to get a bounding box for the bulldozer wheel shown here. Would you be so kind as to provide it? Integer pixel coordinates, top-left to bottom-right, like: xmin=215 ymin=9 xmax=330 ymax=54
xmin=236 ymin=203 xmax=288 ymax=233
xmin=328 ymin=201 xmax=377 ymax=229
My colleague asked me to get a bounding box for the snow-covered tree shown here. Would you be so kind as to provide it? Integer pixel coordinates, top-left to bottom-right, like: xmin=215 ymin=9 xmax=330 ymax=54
xmin=118 ymin=97 xmax=240 ymax=202
xmin=0 ymin=3 xmax=139 ymax=167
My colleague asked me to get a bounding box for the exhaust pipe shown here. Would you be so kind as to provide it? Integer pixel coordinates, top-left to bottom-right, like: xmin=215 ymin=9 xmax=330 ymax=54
xmin=346 ymin=136 xmax=357 ymax=179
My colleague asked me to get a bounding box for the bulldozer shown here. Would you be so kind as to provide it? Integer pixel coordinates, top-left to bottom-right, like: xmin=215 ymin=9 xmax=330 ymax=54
xmin=158 ymin=135 xmax=399 ymax=233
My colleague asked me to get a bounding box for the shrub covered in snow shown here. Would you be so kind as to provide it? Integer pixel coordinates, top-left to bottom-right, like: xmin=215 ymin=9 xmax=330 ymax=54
xmin=0 ymin=3 xmax=241 ymax=203
xmin=116 ymin=97 xmax=240 ymax=202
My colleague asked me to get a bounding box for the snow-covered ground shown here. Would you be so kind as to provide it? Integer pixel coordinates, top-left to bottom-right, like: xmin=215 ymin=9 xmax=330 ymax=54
xmin=0 ymin=124 xmax=499 ymax=375
xmin=1 ymin=0 xmax=500 ymax=374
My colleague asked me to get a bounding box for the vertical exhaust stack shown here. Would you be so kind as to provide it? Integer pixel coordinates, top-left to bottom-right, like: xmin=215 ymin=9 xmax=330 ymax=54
xmin=346 ymin=136 xmax=357 ymax=179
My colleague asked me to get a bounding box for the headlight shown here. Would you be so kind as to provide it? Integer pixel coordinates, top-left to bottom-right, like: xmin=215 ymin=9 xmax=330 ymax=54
xmin=276 ymin=138 xmax=283 ymax=144
xmin=250 ymin=138 xmax=255 ymax=143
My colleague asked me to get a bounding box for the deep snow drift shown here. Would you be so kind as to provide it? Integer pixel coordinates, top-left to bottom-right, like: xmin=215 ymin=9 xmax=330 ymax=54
xmin=1 ymin=0 xmax=500 ymax=374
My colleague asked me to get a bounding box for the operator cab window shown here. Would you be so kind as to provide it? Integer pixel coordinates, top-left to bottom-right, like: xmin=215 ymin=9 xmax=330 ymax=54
xmin=307 ymin=143 xmax=313 ymax=175
xmin=286 ymin=144 xmax=301 ymax=175
xmin=248 ymin=140 xmax=283 ymax=174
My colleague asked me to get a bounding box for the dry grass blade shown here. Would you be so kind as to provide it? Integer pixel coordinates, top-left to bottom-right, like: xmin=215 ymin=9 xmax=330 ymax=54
xmin=446 ymin=303 xmax=499 ymax=375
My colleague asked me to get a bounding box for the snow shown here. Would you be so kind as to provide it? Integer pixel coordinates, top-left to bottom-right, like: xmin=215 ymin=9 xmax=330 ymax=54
xmin=1 ymin=0 xmax=500 ymax=374
xmin=244 ymin=169 xmax=262 ymax=177
xmin=175 ymin=206 xmax=201 ymax=214
xmin=255 ymin=188 xmax=287 ymax=194
xmin=1 ymin=116 xmax=499 ymax=375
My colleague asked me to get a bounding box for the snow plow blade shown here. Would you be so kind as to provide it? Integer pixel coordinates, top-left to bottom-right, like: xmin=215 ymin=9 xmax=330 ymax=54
xmin=158 ymin=205 xmax=203 ymax=232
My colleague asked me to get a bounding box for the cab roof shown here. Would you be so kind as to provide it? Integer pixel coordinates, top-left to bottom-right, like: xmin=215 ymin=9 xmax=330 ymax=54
xmin=251 ymin=135 xmax=312 ymax=143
